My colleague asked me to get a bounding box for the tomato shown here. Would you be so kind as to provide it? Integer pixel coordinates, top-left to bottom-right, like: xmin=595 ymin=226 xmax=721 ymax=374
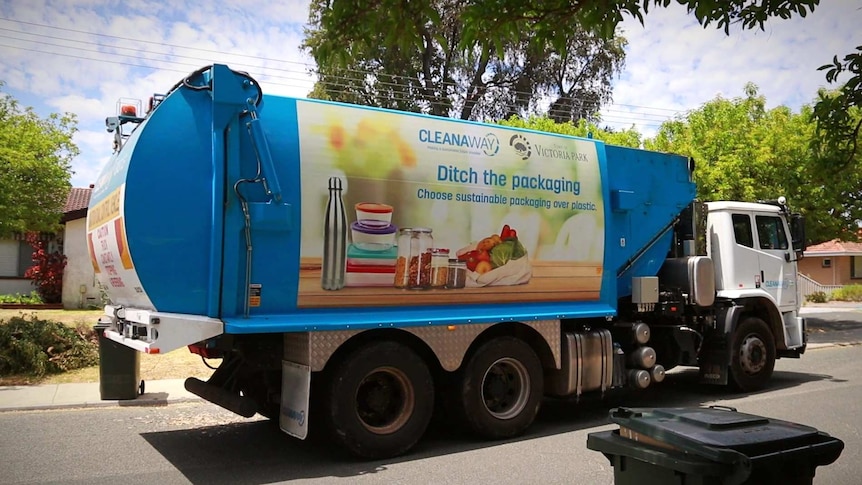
xmin=461 ymin=250 xmax=480 ymax=271
xmin=476 ymin=250 xmax=491 ymax=263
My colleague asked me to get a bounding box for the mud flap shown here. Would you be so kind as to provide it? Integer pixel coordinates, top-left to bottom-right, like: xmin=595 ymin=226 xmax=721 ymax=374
xmin=279 ymin=360 xmax=311 ymax=439
xmin=698 ymin=305 xmax=743 ymax=386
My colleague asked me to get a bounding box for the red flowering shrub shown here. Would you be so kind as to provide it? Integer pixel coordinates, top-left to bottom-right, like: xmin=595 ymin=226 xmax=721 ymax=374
xmin=24 ymin=233 xmax=67 ymax=304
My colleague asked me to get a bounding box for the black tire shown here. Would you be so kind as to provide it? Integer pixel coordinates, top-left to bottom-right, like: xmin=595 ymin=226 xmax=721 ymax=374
xmin=729 ymin=317 xmax=776 ymax=392
xmin=454 ymin=337 xmax=543 ymax=439
xmin=324 ymin=341 xmax=434 ymax=459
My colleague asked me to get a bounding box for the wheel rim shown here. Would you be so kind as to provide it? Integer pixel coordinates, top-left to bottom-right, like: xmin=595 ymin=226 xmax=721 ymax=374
xmin=355 ymin=366 xmax=414 ymax=435
xmin=480 ymin=357 xmax=530 ymax=420
xmin=739 ymin=333 xmax=767 ymax=375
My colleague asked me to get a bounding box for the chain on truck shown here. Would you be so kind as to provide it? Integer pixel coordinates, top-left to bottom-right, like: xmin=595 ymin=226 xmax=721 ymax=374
xmin=90 ymin=65 xmax=808 ymax=459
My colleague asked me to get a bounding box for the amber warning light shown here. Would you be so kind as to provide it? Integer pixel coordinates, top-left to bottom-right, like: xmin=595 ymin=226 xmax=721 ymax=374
xmin=116 ymin=98 xmax=142 ymax=118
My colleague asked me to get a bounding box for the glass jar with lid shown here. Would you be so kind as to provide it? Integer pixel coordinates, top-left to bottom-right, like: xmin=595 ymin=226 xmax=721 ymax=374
xmin=409 ymin=228 xmax=433 ymax=289
xmin=429 ymin=248 xmax=450 ymax=288
xmin=446 ymin=259 xmax=467 ymax=289
xmin=394 ymin=228 xmax=414 ymax=288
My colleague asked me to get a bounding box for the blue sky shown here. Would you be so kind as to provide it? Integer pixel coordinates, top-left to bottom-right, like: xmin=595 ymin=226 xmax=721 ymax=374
xmin=0 ymin=0 xmax=860 ymax=188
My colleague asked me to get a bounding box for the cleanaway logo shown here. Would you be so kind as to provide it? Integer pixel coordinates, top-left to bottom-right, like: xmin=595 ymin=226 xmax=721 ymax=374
xmin=284 ymin=407 xmax=306 ymax=426
xmin=419 ymin=129 xmax=500 ymax=156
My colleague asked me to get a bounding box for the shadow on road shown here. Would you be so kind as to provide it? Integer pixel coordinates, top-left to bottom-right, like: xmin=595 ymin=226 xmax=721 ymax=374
xmin=806 ymin=314 xmax=862 ymax=345
xmin=141 ymin=369 xmax=835 ymax=484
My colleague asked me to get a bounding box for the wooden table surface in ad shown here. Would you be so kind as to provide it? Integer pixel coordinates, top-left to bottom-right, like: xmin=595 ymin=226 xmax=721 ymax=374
xmin=297 ymin=258 xmax=602 ymax=308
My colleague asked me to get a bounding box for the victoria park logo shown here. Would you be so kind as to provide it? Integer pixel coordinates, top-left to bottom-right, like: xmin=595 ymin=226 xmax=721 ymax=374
xmin=509 ymin=134 xmax=532 ymax=160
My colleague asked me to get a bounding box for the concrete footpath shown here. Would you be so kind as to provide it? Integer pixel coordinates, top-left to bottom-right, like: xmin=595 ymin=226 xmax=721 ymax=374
xmin=1 ymin=304 xmax=859 ymax=413
xmin=0 ymin=379 xmax=200 ymax=412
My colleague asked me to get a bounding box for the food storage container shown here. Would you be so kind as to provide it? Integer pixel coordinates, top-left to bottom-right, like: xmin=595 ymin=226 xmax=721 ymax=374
xmin=351 ymin=220 xmax=397 ymax=251
xmin=409 ymin=229 xmax=433 ymax=289
xmin=355 ymin=202 xmax=393 ymax=224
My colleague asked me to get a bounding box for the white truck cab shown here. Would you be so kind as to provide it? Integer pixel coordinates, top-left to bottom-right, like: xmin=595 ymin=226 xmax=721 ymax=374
xmin=706 ymin=199 xmax=807 ymax=350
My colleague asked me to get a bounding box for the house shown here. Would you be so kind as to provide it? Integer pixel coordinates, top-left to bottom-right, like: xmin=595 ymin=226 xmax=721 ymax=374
xmin=0 ymin=186 xmax=100 ymax=308
xmin=798 ymin=238 xmax=862 ymax=286
xmin=61 ymin=186 xmax=100 ymax=309
xmin=0 ymin=233 xmax=42 ymax=295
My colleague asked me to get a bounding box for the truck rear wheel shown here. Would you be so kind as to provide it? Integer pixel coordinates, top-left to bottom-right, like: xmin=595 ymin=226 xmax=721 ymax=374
xmin=324 ymin=341 xmax=433 ymax=459
xmin=454 ymin=337 xmax=543 ymax=439
xmin=729 ymin=317 xmax=776 ymax=392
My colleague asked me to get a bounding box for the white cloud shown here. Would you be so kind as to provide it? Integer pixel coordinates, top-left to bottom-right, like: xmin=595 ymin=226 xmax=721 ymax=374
xmin=604 ymin=1 xmax=862 ymax=137
xmin=45 ymin=94 xmax=109 ymax=121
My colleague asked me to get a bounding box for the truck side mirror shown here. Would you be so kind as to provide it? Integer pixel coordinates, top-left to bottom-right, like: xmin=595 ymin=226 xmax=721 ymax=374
xmin=790 ymin=214 xmax=806 ymax=258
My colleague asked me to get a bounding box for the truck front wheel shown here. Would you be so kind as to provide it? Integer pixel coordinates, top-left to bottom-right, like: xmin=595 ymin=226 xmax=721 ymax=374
xmin=454 ymin=337 xmax=543 ymax=439
xmin=324 ymin=341 xmax=434 ymax=459
xmin=729 ymin=317 xmax=776 ymax=392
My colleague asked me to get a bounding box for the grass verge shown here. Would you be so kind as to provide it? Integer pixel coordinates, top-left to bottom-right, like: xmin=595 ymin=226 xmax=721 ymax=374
xmin=0 ymin=309 xmax=219 ymax=386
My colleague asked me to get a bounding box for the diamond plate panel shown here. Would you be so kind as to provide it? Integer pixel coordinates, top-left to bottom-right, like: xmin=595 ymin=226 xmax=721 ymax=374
xmin=308 ymin=330 xmax=360 ymax=371
xmin=283 ymin=332 xmax=310 ymax=366
xmin=405 ymin=324 xmax=491 ymax=371
xmin=533 ymin=319 xmax=562 ymax=369
xmin=300 ymin=320 xmax=561 ymax=372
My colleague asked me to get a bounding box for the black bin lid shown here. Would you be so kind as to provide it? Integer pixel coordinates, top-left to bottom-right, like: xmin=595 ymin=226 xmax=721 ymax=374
xmin=608 ymin=406 xmax=825 ymax=464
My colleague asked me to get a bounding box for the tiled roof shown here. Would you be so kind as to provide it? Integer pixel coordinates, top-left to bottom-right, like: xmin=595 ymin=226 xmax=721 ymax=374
xmin=63 ymin=187 xmax=92 ymax=213
xmin=804 ymin=238 xmax=862 ymax=255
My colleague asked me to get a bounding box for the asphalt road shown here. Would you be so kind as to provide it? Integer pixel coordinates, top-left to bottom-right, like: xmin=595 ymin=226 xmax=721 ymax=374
xmin=805 ymin=307 xmax=862 ymax=346
xmin=1 ymin=343 xmax=860 ymax=484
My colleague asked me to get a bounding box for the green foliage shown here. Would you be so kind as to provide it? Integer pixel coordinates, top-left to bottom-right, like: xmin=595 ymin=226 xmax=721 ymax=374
xmin=805 ymin=291 xmax=829 ymax=303
xmin=644 ymin=84 xmax=862 ymax=244
xmin=0 ymin=314 xmax=98 ymax=377
xmin=830 ymin=285 xmax=862 ymax=302
xmin=498 ymin=116 xmax=642 ymax=147
xmin=458 ymin=1 xmax=820 ymax=49
xmin=813 ymin=46 xmax=862 ymax=167
xmin=0 ymin=84 xmax=78 ymax=238
xmin=303 ymin=0 xmax=627 ymax=122
xmin=0 ymin=292 xmax=43 ymax=304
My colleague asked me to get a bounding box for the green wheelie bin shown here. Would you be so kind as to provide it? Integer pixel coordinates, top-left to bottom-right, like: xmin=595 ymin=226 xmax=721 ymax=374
xmin=95 ymin=323 xmax=143 ymax=400
xmin=587 ymin=406 xmax=844 ymax=485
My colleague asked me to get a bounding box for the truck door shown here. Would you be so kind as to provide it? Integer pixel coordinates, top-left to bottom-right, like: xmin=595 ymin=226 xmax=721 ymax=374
xmin=754 ymin=214 xmax=797 ymax=310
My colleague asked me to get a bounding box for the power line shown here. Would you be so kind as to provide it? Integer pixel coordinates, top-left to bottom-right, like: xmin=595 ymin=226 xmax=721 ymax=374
xmin=0 ymin=16 xmax=684 ymax=118
xmin=0 ymin=32 xmax=317 ymax=86
xmin=0 ymin=17 xmax=315 ymax=69
xmin=2 ymin=40 xmax=677 ymax=126
xmin=0 ymin=21 xmax=683 ymax=127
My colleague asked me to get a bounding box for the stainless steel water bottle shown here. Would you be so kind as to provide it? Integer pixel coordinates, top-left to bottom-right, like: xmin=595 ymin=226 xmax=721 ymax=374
xmin=322 ymin=176 xmax=347 ymax=290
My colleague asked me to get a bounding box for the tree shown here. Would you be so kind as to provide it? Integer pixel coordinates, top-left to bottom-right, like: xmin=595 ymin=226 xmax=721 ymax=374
xmin=813 ymin=46 xmax=862 ymax=168
xmin=24 ymin=232 xmax=67 ymax=304
xmin=456 ymin=0 xmax=862 ymax=182
xmin=0 ymin=84 xmax=77 ymax=237
xmin=303 ymin=0 xmax=626 ymax=122
xmin=645 ymin=84 xmax=862 ymax=244
xmin=498 ymin=115 xmax=643 ymax=148
xmin=457 ymin=0 xmax=820 ymax=47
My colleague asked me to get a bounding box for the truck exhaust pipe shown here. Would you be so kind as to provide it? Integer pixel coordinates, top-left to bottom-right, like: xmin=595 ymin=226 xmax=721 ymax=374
xmin=184 ymin=377 xmax=258 ymax=418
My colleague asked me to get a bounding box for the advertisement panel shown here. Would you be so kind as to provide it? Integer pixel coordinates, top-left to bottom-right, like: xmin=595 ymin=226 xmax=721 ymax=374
xmin=86 ymin=183 xmax=154 ymax=310
xmin=296 ymin=101 xmax=605 ymax=308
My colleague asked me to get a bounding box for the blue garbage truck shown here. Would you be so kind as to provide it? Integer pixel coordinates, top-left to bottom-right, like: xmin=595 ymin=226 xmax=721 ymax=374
xmin=89 ymin=65 xmax=808 ymax=458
